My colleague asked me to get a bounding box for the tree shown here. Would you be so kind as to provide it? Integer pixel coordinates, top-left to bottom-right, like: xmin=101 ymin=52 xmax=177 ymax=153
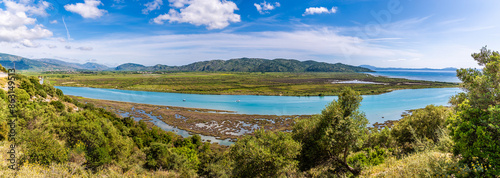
xmin=449 ymin=46 xmax=500 ymax=176
xmin=230 ymin=129 xmax=301 ymax=178
xmin=293 ymin=87 xmax=368 ymax=175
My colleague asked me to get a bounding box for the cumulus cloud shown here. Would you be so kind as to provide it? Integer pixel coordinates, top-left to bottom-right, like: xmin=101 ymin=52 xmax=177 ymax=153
xmin=0 ymin=0 xmax=53 ymax=45
xmin=3 ymin=0 xmax=50 ymax=16
xmin=77 ymin=46 xmax=93 ymax=51
xmin=46 ymin=44 xmax=56 ymax=48
xmin=21 ymin=39 xmax=40 ymax=48
xmin=254 ymin=1 xmax=280 ymax=14
xmin=50 ymin=20 xmax=57 ymax=24
xmin=65 ymin=45 xmax=71 ymax=49
xmin=303 ymin=6 xmax=337 ymax=16
xmin=153 ymin=0 xmax=240 ymax=30
xmin=64 ymin=0 xmax=107 ymax=19
xmin=142 ymin=0 xmax=163 ymax=14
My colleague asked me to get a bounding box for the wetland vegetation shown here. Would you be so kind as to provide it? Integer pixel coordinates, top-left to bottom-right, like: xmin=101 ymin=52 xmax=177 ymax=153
xmin=39 ymin=72 xmax=457 ymax=96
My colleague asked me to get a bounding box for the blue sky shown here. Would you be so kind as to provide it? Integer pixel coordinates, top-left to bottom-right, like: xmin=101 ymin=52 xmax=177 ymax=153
xmin=0 ymin=0 xmax=499 ymax=68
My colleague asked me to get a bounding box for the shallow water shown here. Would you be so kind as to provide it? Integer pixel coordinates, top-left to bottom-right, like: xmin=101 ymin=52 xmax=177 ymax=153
xmin=57 ymin=86 xmax=462 ymax=123
xmin=367 ymin=69 xmax=460 ymax=83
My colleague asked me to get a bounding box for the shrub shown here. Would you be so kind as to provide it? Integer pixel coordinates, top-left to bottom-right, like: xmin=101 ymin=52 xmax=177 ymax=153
xmin=230 ymin=129 xmax=301 ymax=177
xmin=21 ymin=129 xmax=68 ymax=165
xmin=50 ymin=101 xmax=65 ymax=112
xmin=391 ymin=105 xmax=452 ymax=152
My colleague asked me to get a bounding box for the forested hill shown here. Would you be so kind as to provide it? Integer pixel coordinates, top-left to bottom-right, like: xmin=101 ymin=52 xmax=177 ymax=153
xmin=115 ymin=58 xmax=374 ymax=72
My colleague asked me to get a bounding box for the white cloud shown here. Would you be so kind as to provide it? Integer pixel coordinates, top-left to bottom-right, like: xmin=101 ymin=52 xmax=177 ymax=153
xmin=142 ymin=0 xmax=163 ymax=14
xmin=65 ymin=45 xmax=71 ymax=49
xmin=50 ymin=20 xmax=57 ymax=24
xmin=1 ymin=29 xmax=422 ymax=68
xmin=167 ymin=0 xmax=189 ymax=8
xmin=153 ymin=0 xmax=240 ymax=30
xmin=21 ymin=39 xmax=40 ymax=47
xmin=303 ymin=6 xmax=337 ymax=16
xmin=254 ymin=1 xmax=280 ymax=14
xmin=46 ymin=44 xmax=56 ymax=48
xmin=0 ymin=0 xmax=52 ymax=45
xmin=77 ymin=46 xmax=93 ymax=51
xmin=3 ymin=0 xmax=50 ymax=16
xmin=64 ymin=0 xmax=107 ymax=19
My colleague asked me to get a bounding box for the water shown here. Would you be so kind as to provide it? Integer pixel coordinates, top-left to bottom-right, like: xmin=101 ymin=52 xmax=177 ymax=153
xmin=56 ymin=86 xmax=462 ymax=123
xmin=120 ymin=108 xmax=234 ymax=145
xmin=367 ymin=69 xmax=460 ymax=83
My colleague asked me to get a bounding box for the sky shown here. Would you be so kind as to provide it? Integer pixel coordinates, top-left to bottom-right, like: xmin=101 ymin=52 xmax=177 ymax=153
xmin=0 ymin=0 xmax=499 ymax=68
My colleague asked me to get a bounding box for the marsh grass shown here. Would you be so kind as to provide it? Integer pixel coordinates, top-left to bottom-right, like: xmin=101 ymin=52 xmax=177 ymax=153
xmin=37 ymin=72 xmax=457 ymax=96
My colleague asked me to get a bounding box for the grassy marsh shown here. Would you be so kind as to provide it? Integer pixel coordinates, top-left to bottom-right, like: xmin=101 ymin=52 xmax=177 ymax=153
xmin=39 ymin=72 xmax=458 ymax=96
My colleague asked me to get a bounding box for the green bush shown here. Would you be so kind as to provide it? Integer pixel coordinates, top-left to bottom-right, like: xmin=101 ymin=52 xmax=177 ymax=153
xmin=347 ymin=146 xmax=388 ymax=168
xmin=230 ymin=129 xmax=301 ymax=177
xmin=50 ymin=101 xmax=65 ymax=112
xmin=391 ymin=105 xmax=452 ymax=152
xmin=21 ymin=129 xmax=68 ymax=165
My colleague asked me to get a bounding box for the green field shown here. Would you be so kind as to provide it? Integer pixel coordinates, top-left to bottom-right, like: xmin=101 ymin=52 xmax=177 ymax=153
xmin=37 ymin=72 xmax=458 ymax=96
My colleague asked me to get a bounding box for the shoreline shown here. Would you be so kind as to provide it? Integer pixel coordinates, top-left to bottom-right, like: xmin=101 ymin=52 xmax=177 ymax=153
xmin=70 ymin=96 xmax=311 ymax=141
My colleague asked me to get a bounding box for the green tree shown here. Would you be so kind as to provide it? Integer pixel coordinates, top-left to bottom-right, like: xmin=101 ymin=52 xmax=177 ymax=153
xmin=230 ymin=129 xmax=301 ymax=178
xmin=449 ymin=46 xmax=500 ymax=176
xmin=293 ymin=87 xmax=368 ymax=175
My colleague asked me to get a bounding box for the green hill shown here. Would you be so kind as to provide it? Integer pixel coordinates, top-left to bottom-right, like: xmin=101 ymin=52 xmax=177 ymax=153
xmin=115 ymin=58 xmax=373 ymax=72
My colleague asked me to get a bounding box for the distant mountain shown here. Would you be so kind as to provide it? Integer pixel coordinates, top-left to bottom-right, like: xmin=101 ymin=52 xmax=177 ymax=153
xmin=359 ymin=65 xmax=458 ymax=71
xmin=0 ymin=53 xmax=74 ymax=71
xmin=115 ymin=63 xmax=147 ymax=71
xmin=115 ymin=58 xmax=374 ymax=72
xmin=38 ymin=58 xmax=109 ymax=71
xmin=0 ymin=53 xmax=110 ymax=71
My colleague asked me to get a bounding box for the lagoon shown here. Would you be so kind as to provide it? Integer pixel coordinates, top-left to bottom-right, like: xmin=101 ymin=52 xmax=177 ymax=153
xmin=56 ymin=86 xmax=462 ymax=123
xmin=368 ymin=69 xmax=460 ymax=83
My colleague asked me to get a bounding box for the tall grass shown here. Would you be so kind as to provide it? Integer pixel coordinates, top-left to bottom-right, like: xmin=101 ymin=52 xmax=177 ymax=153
xmin=0 ymin=141 xmax=182 ymax=178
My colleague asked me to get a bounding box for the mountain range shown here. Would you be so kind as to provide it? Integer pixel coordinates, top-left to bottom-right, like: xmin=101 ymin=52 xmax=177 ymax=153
xmin=0 ymin=53 xmax=374 ymax=72
xmin=0 ymin=53 xmax=109 ymax=71
xmin=115 ymin=58 xmax=373 ymax=72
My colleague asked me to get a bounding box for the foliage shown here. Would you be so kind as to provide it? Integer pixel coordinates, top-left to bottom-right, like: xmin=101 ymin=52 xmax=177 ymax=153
xmin=448 ymin=46 xmax=500 ymax=176
xmin=391 ymin=105 xmax=452 ymax=153
xmin=293 ymin=87 xmax=368 ymax=175
xmin=348 ymin=146 xmax=388 ymax=168
xmin=230 ymin=129 xmax=301 ymax=177
xmin=50 ymin=100 xmax=65 ymax=112
xmin=20 ymin=129 xmax=68 ymax=165
xmin=0 ymin=64 xmax=7 ymax=73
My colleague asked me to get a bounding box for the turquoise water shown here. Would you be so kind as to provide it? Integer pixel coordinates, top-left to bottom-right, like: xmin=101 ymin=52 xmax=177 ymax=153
xmin=368 ymin=70 xmax=460 ymax=83
xmin=56 ymin=86 xmax=462 ymax=123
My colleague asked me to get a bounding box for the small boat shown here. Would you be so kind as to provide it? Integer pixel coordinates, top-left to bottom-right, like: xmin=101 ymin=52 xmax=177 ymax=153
xmin=236 ymin=100 xmax=240 ymax=102
xmin=183 ymin=99 xmax=186 ymax=101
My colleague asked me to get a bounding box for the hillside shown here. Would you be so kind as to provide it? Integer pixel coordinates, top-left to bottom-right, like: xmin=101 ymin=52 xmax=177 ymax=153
xmin=0 ymin=53 xmax=75 ymax=71
xmin=0 ymin=53 xmax=110 ymax=71
xmin=115 ymin=58 xmax=373 ymax=72
xmin=38 ymin=58 xmax=109 ymax=71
